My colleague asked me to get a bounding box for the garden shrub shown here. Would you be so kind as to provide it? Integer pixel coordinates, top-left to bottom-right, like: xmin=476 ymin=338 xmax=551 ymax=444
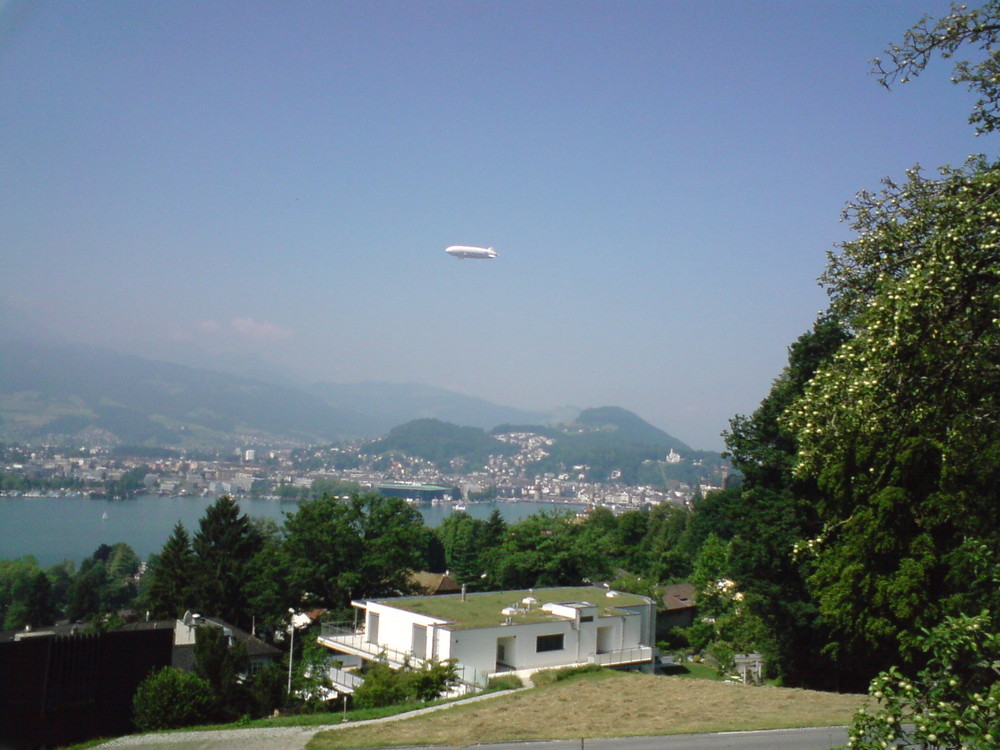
xmin=132 ymin=666 xmax=217 ymax=731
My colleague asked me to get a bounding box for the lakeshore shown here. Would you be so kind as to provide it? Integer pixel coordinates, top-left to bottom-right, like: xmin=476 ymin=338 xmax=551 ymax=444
xmin=0 ymin=495 xmax=585 ymax=567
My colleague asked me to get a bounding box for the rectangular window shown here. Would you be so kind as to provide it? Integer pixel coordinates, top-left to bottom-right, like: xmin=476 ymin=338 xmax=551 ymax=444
xmin=536 ymin=633 xmax=564 ymax=652
xmin=580 ymin=615 xmax=594 ymax=623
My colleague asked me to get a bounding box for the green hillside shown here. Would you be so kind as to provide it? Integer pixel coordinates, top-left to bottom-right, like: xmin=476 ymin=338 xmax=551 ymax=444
xmin=495 ymin=407 xmax=714 ymax=484
xmin=0 ymin=341 xmax=367 ymax=448
xmin=366 ymin=418 xmax=517 ymax=470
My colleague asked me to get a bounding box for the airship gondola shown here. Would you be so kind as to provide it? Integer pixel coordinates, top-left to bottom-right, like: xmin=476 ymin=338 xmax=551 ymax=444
xmin=445 ymin=245 xmax=497 ymax=259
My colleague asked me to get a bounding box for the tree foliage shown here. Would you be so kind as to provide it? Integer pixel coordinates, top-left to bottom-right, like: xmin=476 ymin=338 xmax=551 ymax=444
xmin=352 ymin=658 xmax=460 ymax=708
xmin=848 ymin=612 xmax=1000 ymax=750
xmin=784 ymin=162 xmax=1000 ymax=665
xmin=131 ymin=666 xmax=217 ymax=731
xmin=190 ymin=496 xmax=263 ymax=629
xmin=193 ymin=625 xmax=249 ymax=720
xmin=280 ymin=493 xmax=425 ymax=611
xmin=871 ymin=0 xmax=1000 ymax=135
xmin=144 ymin=522 xmax=195 ymax=619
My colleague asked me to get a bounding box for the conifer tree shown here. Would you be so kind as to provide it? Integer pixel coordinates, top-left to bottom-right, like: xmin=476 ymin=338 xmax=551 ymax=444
xmin=145 ymin=521 xmax=196 ymax=620
xmin=191 ymin=496 xmax=262 ymax=629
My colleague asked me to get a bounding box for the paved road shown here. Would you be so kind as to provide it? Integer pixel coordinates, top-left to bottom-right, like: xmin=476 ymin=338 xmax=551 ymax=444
xmin=377 ymin=728 xmax=850 ymax=750
xmin=96 ymin=725 xmax=849 ymax=750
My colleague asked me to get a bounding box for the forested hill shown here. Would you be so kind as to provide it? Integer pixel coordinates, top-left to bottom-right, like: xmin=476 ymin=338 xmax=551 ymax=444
xmin=504 ymin=407 xmax=706 ymax=483
xmin=573 ymin=406 xmax=692 ymax=452
xmin=366 ymin=409 xmax=719 ymax=483
xmin=365 ymin=419 xmax=518 ymax=469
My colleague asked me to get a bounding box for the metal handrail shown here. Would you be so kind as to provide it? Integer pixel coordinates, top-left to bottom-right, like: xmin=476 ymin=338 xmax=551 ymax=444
xmin=318 ymin=623 xmax=489 ymax=691
xmin=588 ymin=645 xmax=653 ymax=666
xmin=318 ymin=623 xmax=648 ymax=693
xmin=327 ymin=666 xmax=365 ymax=693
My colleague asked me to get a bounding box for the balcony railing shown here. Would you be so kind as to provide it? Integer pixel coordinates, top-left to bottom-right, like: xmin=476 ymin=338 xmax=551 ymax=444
xmin=319 ymin=623 xmax=418 ymax=669
xmin=588 ymin=645 xmax=653 ymax=667
xmin=327 ymin=666 xmax=365 ymax=694
xmin=318 ymin=623 xmax=489 ymax=692
xmin=318 ymin=623 xmax=652 ymax=693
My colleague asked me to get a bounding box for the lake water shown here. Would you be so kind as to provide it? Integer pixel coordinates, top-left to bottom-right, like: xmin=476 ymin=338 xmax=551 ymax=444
xmin=0 ymin=495 xmax=585 ymax=567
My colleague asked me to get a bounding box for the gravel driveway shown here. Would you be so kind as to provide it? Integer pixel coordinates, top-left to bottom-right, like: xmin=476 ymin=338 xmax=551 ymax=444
xmin=93 ymin=689 xmax=513 ymax=750
xmin=95 ymin=725 xmax=325 ymax=750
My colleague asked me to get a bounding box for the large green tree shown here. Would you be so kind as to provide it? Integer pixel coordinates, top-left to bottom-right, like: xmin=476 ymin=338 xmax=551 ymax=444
xmin=436 ymin=511 xmax=485 ymax=587
xmin=190 ymin=496 xmax=264 ymax=629
xmin=280 ymin=493 xmax=426 ymax=611
xmin=697 ymin=2 xmax=1000 ymax=689
xmin=714 ymin=318 xmax=853 ymax=688
xmin=784 ymin=161 xmax=1000 ymax=671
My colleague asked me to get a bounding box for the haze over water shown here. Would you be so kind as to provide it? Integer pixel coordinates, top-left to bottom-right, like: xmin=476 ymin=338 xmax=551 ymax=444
xmin=0 ymin=495 xmax=583 ymax=568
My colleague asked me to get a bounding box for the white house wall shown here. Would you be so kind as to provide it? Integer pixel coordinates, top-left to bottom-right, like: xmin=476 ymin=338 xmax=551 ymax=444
xmin=363 ymin=601 xmax=450 ymax=662
xmin=446 ymin=613 xmax=636 ymax=675
xmin=354 ymin=596 xmax=654 ymax=677
xmin=618 ymin=603 xmax=656 ymax=645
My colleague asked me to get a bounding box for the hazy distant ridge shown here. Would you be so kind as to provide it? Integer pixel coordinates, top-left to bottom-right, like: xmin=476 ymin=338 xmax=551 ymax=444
xmin=0 ymin=341 xmax=365 ymax=447
xmin=308 ymin=381 xmax=550 ymax=433
xmin=0 ymin=342 xmax=698 ymax=462
xmin=0 ymin=341 xmax=559 ymax=449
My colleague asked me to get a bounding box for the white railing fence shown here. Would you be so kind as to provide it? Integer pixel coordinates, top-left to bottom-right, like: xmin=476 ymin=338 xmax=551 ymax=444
xmin=318 ymin=622 xmax=489 ymax=692
xmin=588 ymin=645 xmax=653 ymax=667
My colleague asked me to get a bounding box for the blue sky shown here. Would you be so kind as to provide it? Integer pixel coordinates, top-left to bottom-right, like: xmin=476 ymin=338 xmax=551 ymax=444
xmin=0 ymin=1 xmax=987 ymax=450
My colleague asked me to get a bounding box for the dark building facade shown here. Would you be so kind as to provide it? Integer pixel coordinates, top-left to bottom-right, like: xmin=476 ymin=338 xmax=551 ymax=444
xmin=0 ymin=628 xmax=173 ymax=749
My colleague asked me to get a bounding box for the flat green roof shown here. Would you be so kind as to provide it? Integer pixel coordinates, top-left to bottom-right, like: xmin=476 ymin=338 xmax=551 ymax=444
xmin=371 ymin=586 xmax=650 ymax=630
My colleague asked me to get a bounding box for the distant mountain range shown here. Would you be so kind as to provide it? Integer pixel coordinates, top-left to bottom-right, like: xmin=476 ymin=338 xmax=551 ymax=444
xmin=0 ymin=342 xmax=704 ymax=480
xmin=0 ymin=341 xmax=551 ymax=449
xmin=306 ymin=381 xmax=549 ymax=434
xmin=0 ymin=341 xmax=362 ymax=449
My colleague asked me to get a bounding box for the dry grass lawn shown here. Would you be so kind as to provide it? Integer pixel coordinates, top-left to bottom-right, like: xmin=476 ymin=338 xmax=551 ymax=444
xmin=308 ymin=671 xmax=867 ymax=749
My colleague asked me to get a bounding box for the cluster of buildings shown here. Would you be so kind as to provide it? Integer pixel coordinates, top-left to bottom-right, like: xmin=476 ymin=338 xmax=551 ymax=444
xmin=1 ymin=433 xmax=723 ymax=510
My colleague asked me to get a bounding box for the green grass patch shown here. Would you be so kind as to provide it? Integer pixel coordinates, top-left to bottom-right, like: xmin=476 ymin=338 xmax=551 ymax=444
xmin=660 ymin=661 xmax=726 ymax=680
xmin=531 ymin=663 xmax=606 ymax=686
xmin=486 ymin=674 xmax=525 ymax=691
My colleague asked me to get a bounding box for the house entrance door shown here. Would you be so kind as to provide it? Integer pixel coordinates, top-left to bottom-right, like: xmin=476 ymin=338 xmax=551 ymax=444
xmin=596 ymin=625 xmax=614 ymax=654
xmin=412 ymin=624 xmax=427 ymax=660
xmin=496 ymin=636 xmax=516 ymax=671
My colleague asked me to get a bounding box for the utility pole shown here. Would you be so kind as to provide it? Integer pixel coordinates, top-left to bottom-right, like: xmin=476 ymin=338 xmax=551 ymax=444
xmin=287 ymin=609 xmax=296 ymax=695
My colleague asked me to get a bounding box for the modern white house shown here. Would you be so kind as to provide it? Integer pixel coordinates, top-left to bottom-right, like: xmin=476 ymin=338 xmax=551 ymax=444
xmin=318 ymin=586 xmax=656 ymax=694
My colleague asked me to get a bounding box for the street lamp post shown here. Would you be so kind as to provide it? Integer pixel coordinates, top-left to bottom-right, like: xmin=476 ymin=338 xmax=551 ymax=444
xmin=287 ymin=608 xmax=295 ymax=695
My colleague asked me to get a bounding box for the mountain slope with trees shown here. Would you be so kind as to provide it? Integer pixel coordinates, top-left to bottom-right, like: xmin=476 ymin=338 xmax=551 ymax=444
xmin=0 ymin=340 xmax=369 ymax=448
xmin=362 ymin=408 xmax=719 ymax=483
xmin=0 ymin=341 xmax=559 ymax=450
xmin=495 ymin=407 xmax=716 ymax=484
xmin=365 ymin=418 xmax=518 ymax=471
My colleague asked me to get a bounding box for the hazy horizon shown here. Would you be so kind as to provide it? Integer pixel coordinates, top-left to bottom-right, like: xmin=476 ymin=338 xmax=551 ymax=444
xmin=1 ymin=1 xmax=983 ymax=450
